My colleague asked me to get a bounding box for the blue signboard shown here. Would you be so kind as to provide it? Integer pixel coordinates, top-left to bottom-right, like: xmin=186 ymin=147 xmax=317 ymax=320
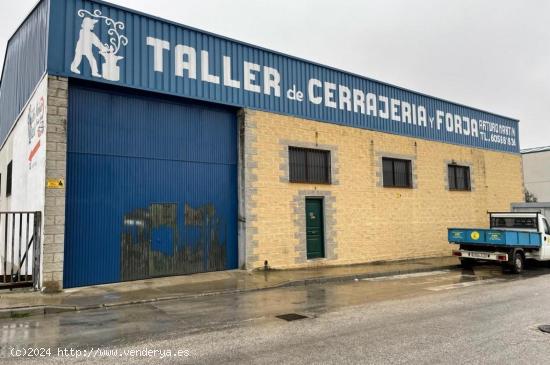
xmin=47 ymin=0 xmax=519 ymax=153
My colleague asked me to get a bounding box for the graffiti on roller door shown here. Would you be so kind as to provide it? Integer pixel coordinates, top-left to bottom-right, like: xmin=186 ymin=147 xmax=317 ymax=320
xmin=120 ymin=203 xmax=227 ymax=280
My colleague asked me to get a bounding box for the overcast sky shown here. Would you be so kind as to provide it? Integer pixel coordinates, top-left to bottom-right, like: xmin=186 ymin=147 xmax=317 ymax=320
xmin=1 ymin=0 xmax=548 ymax=149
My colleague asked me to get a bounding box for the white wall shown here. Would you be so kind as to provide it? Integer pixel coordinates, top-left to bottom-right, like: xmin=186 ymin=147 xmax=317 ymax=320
xmin=523 ymin=150 xmax=550 ymax=202
xmin=0 ymin=75 xmax=47 ymax=275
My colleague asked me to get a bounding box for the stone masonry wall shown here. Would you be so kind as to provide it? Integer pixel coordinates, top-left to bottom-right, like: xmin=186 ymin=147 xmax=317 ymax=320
xmin=243 ymin=109 xmax=524 ymax=270
xmin=42 ymin=76 xmax=68 ymax=292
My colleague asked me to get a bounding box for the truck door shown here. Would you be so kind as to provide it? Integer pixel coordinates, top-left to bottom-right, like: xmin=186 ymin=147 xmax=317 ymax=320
xmin=541 ymin=217 xmax=550 ymax=260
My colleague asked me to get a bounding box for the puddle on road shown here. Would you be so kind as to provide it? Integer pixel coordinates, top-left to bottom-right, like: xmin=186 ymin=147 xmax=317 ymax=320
xmin=361 ymin=270 xmax=451 ymax=281
xmin=0 ymin=264 xmax=548 ymax=354
xmin=427 ymin=278 xmax=507 ymax=291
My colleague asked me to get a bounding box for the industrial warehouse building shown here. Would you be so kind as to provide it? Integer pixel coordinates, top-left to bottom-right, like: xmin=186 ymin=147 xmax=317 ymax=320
xmin=0 ymin=0 xmax=523 ymax=291
xmin=521 ymin=146 xmax=550 ymax=202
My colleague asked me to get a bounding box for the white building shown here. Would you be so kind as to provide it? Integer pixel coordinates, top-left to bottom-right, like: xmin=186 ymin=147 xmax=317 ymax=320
xmin=522 ymin=146 xmax=550 ymax=202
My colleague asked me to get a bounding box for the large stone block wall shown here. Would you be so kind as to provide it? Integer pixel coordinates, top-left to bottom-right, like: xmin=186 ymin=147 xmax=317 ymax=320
xmin=243 ymin=109 xmax=524 ymax=270
xmin=41 ymin=76 xmax=68 ymax=292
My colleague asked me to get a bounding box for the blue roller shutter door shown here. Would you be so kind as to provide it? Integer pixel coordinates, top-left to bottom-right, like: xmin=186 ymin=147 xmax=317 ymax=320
xmin=64 ymin=84 xmax=238 ymax=288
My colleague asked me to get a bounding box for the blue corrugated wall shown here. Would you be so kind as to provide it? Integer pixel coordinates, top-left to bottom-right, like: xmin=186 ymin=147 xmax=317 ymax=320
xmin=64 ymin=82 xmax=238 ymax=287
xmin=0 ymin=0 xmax=48 ymax=145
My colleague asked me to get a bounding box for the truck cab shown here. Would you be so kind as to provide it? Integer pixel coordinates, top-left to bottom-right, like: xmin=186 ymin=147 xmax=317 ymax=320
xmin=449 ymin=212 xmax=550 ymax=273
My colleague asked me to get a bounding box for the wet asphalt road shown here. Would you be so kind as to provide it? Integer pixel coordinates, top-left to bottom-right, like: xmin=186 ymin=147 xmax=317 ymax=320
xmin=1 ymin=264 xmax=550 ymax=364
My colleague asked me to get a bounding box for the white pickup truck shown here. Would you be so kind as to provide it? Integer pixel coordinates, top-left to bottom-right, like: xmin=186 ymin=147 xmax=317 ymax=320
xmin=448 ymin=212 xmax=550 ymax=273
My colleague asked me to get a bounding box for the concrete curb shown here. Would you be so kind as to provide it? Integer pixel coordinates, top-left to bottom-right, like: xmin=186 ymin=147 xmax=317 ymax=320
xmin=0 ymin=263 xmax=461 ymax=320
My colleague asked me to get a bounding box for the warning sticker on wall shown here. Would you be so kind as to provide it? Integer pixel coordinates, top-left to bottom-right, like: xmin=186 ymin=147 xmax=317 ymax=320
xmin=47 ymin=178 xmax=65 ymax=189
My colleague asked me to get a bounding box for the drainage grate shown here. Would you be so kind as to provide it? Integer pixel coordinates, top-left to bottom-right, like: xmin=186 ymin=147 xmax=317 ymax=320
xmin=539 ymin=325 xmax=550 ymax=334
xmin=276 ymin=313 xmax=309 ymax=321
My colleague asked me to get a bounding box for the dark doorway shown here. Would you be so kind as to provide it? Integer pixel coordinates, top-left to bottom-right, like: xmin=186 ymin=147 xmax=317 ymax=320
xmin=306 ymin=198 xmax=325 ymax=259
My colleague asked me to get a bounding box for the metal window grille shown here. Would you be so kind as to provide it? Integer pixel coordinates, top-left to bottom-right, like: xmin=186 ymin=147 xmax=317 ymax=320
xmin=289 ymin=147 xmax=331 ymax=184
xmin=448 ymin=165 xmax=471 ymax=191
xmin=382 ymin=157 xmax=412 ymax=188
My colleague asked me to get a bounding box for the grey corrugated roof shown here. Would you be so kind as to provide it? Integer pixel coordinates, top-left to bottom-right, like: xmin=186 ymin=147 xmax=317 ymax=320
xmin=521 ymin=146 xmax=550 ymax=154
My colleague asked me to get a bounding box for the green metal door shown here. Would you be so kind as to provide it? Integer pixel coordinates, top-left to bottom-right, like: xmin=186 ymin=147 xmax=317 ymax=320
xmin=306 ymin=198 xmax=325 ymax=259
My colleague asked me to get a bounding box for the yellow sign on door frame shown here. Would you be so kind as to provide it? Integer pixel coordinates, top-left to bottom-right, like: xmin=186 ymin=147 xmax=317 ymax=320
xmin=47 ymin=178 xmax=65 ymax=189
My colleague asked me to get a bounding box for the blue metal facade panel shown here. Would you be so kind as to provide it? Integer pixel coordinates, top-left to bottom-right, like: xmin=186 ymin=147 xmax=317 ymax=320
xmin=64 ymin=84 xmax=238 ymax=287
xmin=0 ymin=0 xmax=48 ymax=145
xmin=47 ymin=0 xmax=520 ymax=153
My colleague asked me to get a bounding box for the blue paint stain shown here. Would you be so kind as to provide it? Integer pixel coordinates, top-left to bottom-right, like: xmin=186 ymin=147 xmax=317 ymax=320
xmin=151 ymin=227 xmax=173 ymax=256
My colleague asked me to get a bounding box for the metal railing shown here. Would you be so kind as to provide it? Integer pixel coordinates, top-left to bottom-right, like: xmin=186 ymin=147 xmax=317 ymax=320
xmin=0 ymin=212 xmax=41 ymax=290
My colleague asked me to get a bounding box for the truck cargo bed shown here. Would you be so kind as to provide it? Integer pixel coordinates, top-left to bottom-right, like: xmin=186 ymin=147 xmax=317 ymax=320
xmin=448 ymin=228 xmax=541 ymax=248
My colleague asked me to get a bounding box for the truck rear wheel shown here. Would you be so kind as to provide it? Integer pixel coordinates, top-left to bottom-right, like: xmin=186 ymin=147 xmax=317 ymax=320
xmin=510 ymin=252 xmax=524 ymax=274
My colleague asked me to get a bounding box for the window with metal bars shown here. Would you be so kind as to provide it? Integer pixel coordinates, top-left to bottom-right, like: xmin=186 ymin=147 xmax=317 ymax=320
xmin=289 ymin=147 xmax=331 ymax=184
xmin=448 ymin=164 xmax=471 ymax=191
xmin=382 ymin=157 xmax=412 ymax=188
